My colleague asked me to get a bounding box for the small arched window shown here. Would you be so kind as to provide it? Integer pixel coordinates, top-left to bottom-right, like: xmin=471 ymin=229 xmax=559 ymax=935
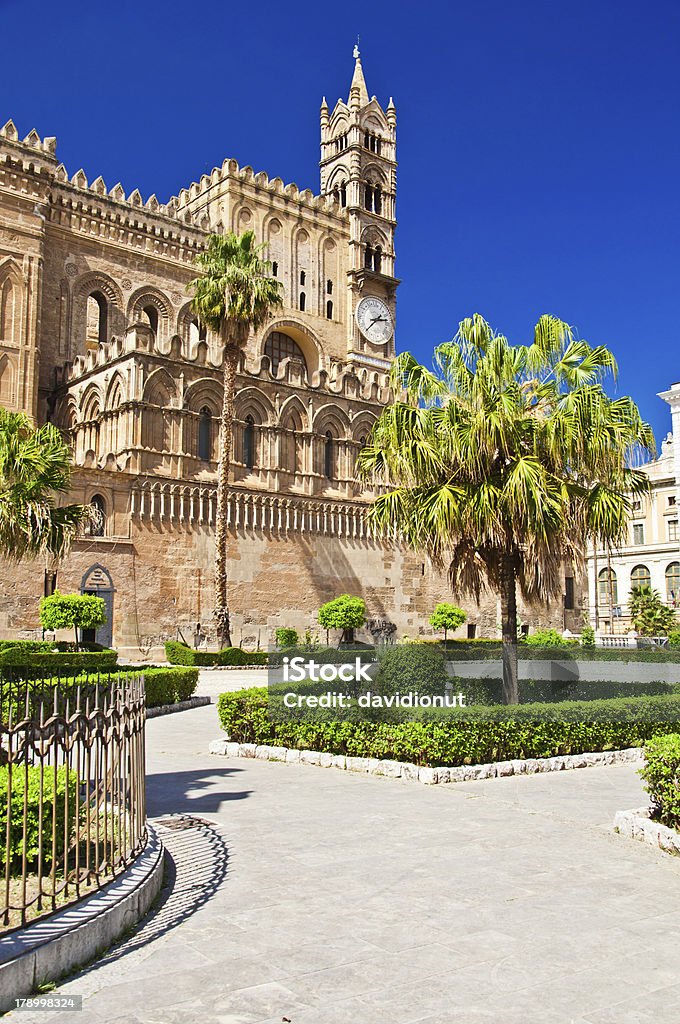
xmin=326 ymin=280 xmax=333 ymax=295
xmin=198 ymin=406 xmax=212 ymax=461
xmin=244 ymin=415 xmax=255 ymax=469
xmin=272 ymin=261 xmax=278 ymax=278
xmin=340 ymin=182 xmax=347 ymax=207
xmin=299 ymin=292 xmax=306 ymax=312
xmin=374 ymin=187 xmax=382 ymax=216
xmin=666 ymin=562 xmax=680 ymax=604
xmin=364 ymin=184 xmax=373 ymax=211
xmin=300 ymin=270 xmax=306 ymax=286
xmin=631 ymin=565 xmax=651 ymax=589
xmin=86 ymin=291 xmax=107 ymax=348
xmin=364 ymin=245 xmax=373 ymax=270
xmin=598 ymin=567 xmax=618 ymax=607
xmin=373 ymin=247 xmax=382 ymax=274
xmin=326 ymin=300 xmax=333 ymax=320
xmin=88 ymin=494 xmax=106 ymax=537
xmin=324 ymin=431 xmax=334 ymax=479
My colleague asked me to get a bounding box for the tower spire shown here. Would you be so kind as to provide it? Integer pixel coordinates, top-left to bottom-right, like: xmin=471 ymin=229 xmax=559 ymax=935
xmin=349 ymin=43 xmax=369 ymax=106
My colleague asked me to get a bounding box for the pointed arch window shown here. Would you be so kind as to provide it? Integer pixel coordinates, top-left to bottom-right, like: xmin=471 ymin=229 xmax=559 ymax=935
xmin=299 ymin=292 xmax=306 ymax=312
xmin=364 ymin=245 xmax=373 ymax=270
xmin=87 ymin=494 xmax=107 ymax=537
xmin=142 ymin=305 xmax=159 ymax=334
xmin=374 ymin=186 xmax=382 ymax=216
xmin=373 ymin=246 xmax=382 ymax=274
xmin=244 ymin=415 xmax=255 ymax=469
xmin=86 ymin=291 xmax=108 ymax=348
xmin=0 ymin=278 xmax=15 ymax=341
xmin=364 ymin=184 xmax=373 ymax=211
xmin=326 ymin=300 xmax=333 ymax=320
xmin=198 ymin=406 xmax=212 ymax=462
xmin=324 ymin=431 xmax=334 ymax=479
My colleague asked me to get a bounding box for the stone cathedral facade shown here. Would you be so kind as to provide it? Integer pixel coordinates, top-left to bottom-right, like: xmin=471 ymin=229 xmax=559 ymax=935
xmin=0 ymin=54 xmax=578 ymax=654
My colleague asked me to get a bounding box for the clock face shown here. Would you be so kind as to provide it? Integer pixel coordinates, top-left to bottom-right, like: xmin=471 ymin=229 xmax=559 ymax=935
xmin=355 ymin=296 xmax=394 ymax=345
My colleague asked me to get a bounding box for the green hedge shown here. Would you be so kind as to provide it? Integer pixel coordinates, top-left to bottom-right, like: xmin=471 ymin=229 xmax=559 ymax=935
xmin=440 ymin=641 xmax=680 ymax=664
xmin=0 ymin=640 xmax=55 ymax=654
xmin=0 ymin=649 xmax=118 ymax=678
xmin=0 ymin=766 xmax=78 ymax=873
xmin=217 ymin=687 xmax=680 ymax=767
xmin=164 ymin=640 xmax=267 ymax=667
xmin=640 ymin=734 xmax=680 ymax=830
xmin=456 ymin=677 xmax=678 ymax=707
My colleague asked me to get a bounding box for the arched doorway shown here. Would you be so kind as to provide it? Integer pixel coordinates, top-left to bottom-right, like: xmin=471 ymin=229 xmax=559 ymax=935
xmin=80 ymin=564 xmax=115 ymax=648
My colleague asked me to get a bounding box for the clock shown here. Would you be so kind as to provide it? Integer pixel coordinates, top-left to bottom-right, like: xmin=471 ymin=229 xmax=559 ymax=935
xmin=355 ymin=296 xmax=394 ymax=345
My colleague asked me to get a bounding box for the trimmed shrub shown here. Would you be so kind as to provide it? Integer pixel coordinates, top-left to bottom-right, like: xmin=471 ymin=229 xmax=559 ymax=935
xmin=640 ymin=733 xmax=680 ymax=829
xmin=375 ymin=644 xmax=449 ymax=697
xmin=0 ymin=640 xmax=55 ymax=654
xmin=0 ymin=649 xmax=118 ymax=678
xmin=217 ymin=687 xmax=680 ymax=767
xmin=524 ymin=629 xmax=576 ymax=648
xmin=0 ymin=765 xmax=78 ymax=873
xmin=275 ymin=628 xmax=299 ymax=649
xmin=429 ymin=603 xmax=466 ymax=642
xmin=318 ymin=595 xmax=366 ymax=644
xmin=39 ymin=592 xmax=106 ymax=648
xmin=137 ymin=666 xmax=198 ymax=706
xmin=164 ymin=641 xmax=267 ymax=667
xmin=668 ymin=630 xmax=680 ymax=649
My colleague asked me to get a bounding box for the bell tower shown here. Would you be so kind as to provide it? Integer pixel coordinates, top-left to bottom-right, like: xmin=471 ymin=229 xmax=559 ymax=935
xmin=320 ymin=47 xmax=398 ymax=368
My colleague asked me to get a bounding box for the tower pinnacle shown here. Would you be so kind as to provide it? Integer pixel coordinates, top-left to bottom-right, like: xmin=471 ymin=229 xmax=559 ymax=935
xmin=349 ymin=47 xmax=369 ymax=106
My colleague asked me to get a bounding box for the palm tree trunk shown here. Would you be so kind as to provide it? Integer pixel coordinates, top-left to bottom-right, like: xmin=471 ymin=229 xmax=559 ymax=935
xmin=500 ymin=556 xmax=519 ymax=704
xmin=214 ymin=347 xmax=239 ymax=649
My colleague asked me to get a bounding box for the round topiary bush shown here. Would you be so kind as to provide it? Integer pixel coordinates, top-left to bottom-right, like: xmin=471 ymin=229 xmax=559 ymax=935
xmin=374 ymin=643 xmax=449 ymax=697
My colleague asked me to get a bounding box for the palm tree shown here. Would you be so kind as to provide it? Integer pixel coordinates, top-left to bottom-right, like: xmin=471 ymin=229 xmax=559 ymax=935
xmin=0 ymin=408 xmax=94 ymax=560
xmin=189 ymin=231 xmax=282 ymax=648
xmin=358 ymin=314 xmax=655 ymax=703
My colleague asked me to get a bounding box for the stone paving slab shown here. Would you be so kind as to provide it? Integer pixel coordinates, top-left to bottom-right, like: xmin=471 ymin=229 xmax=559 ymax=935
xmin=9 ymin=702 xmax=680 ymax=1024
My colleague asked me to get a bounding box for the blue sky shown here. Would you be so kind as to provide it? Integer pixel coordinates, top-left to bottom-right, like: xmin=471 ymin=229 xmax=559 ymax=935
xmin=2 ymin=0 xmax=679 ymax=447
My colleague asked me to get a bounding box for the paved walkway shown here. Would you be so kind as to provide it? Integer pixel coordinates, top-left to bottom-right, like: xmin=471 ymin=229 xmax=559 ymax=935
xmin=12 ymin=699 xmax=680 ymax=1024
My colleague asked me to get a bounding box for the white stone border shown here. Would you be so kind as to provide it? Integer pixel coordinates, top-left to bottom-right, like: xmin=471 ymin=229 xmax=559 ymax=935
xmin=613 ymin=806 xmax=680 ymax=855
xmin=209 ymin=739 xmax=643 ymax=784
xmin=0 ymin=826 xmax=164 ymax=1013
xmin=146 ymin=695 xmax=211 ymax=718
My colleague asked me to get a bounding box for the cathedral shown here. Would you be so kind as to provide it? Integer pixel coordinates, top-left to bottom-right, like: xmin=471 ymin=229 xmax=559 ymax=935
xmin=0 ymin=53 xmax=580 ymax=655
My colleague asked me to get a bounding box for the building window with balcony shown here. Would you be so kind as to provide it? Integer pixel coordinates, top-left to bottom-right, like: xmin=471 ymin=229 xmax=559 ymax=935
xmin=633 ymin=523 xmax=645 ymax=545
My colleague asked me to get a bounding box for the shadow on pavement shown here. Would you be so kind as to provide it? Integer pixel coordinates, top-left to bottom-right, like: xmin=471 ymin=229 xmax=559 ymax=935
xmin=146 ymin=766 xmax=251 ymax=817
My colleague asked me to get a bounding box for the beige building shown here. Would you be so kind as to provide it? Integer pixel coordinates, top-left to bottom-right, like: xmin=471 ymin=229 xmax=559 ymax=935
xmin=586 ymin=383 xmax=680 ymax=634
xmin=0 ymin=53 xmax=578 ymax=656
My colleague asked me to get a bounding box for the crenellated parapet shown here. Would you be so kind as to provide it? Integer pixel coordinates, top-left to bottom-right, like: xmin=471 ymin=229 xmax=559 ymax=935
xmin=172 ymin=156 xmax=342 ymax=222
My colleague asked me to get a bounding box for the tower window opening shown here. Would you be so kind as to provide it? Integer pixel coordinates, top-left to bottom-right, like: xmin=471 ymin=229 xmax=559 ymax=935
xmin=326 ymin=280 xmax=333 ymax=295
xmin=244 ymin=415 xmax=255 ymax=469
xmin=272 ymin=261 xmax=278 ymax=277
xmin=324 ymin=431 xmax=334 ymax=479
xmin=364 ymin=184 xmax=373 ymax=211
xmin=299 ymin=292 xmax=306 ymax=312
xmin=86 ymin=291 xmax=108 ymax=348
xmin=374 ymin=187 xmax=382 ymax=215
xmin=340 ymin=183 xmax=347 ymax=207
xmin=364 ymin=244 xmax=373 ymax=269
xmin=373 ymin=246 xmax=382 ymax=274
xmin=326 ymin=300 xmax=333 ymax=320
xmin=300 ymin=270 xmax=306 ymax=286
xmin=142 ymin=304 xmax=159 ymax=335
xmin=198 ymin=406 xmax=212 ymax=461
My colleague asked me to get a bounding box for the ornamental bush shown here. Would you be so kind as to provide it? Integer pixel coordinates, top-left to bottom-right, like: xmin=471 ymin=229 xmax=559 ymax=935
xmin=318 ymin=595 xmax=366 ymax=644
xmin=640 ymin=733 xmax=680 ymax=830
xmin=39 ymin=592 xmax=106 ymax=649
xmin=164 ymin=640 xmax=267 ymax=667
xmin=524 ymin=628 xmax=576 ymax=648
xmin=374 ymin=644 xmax=449 ymax=697
xmin=668 ymin=630 xmax=680 ymax=648
xmin=275 ymin=628 xmax=299 ymax=649
xmin=0 ymin=649 xmax=118 ymax=678
xmin=0 ymin=765 xmax=78 ymax=873
xmin=429 ymin=603 xmax=466 ymax=642
xmin=217 ymin=687 xmax=680 ymax=767
xmin=580 ymin=626 xmax=596 ymax=648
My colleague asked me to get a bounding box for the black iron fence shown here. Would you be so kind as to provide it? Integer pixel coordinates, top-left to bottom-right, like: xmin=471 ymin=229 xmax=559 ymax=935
xmin=0 ymin=675 xmax=146 ymax=932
